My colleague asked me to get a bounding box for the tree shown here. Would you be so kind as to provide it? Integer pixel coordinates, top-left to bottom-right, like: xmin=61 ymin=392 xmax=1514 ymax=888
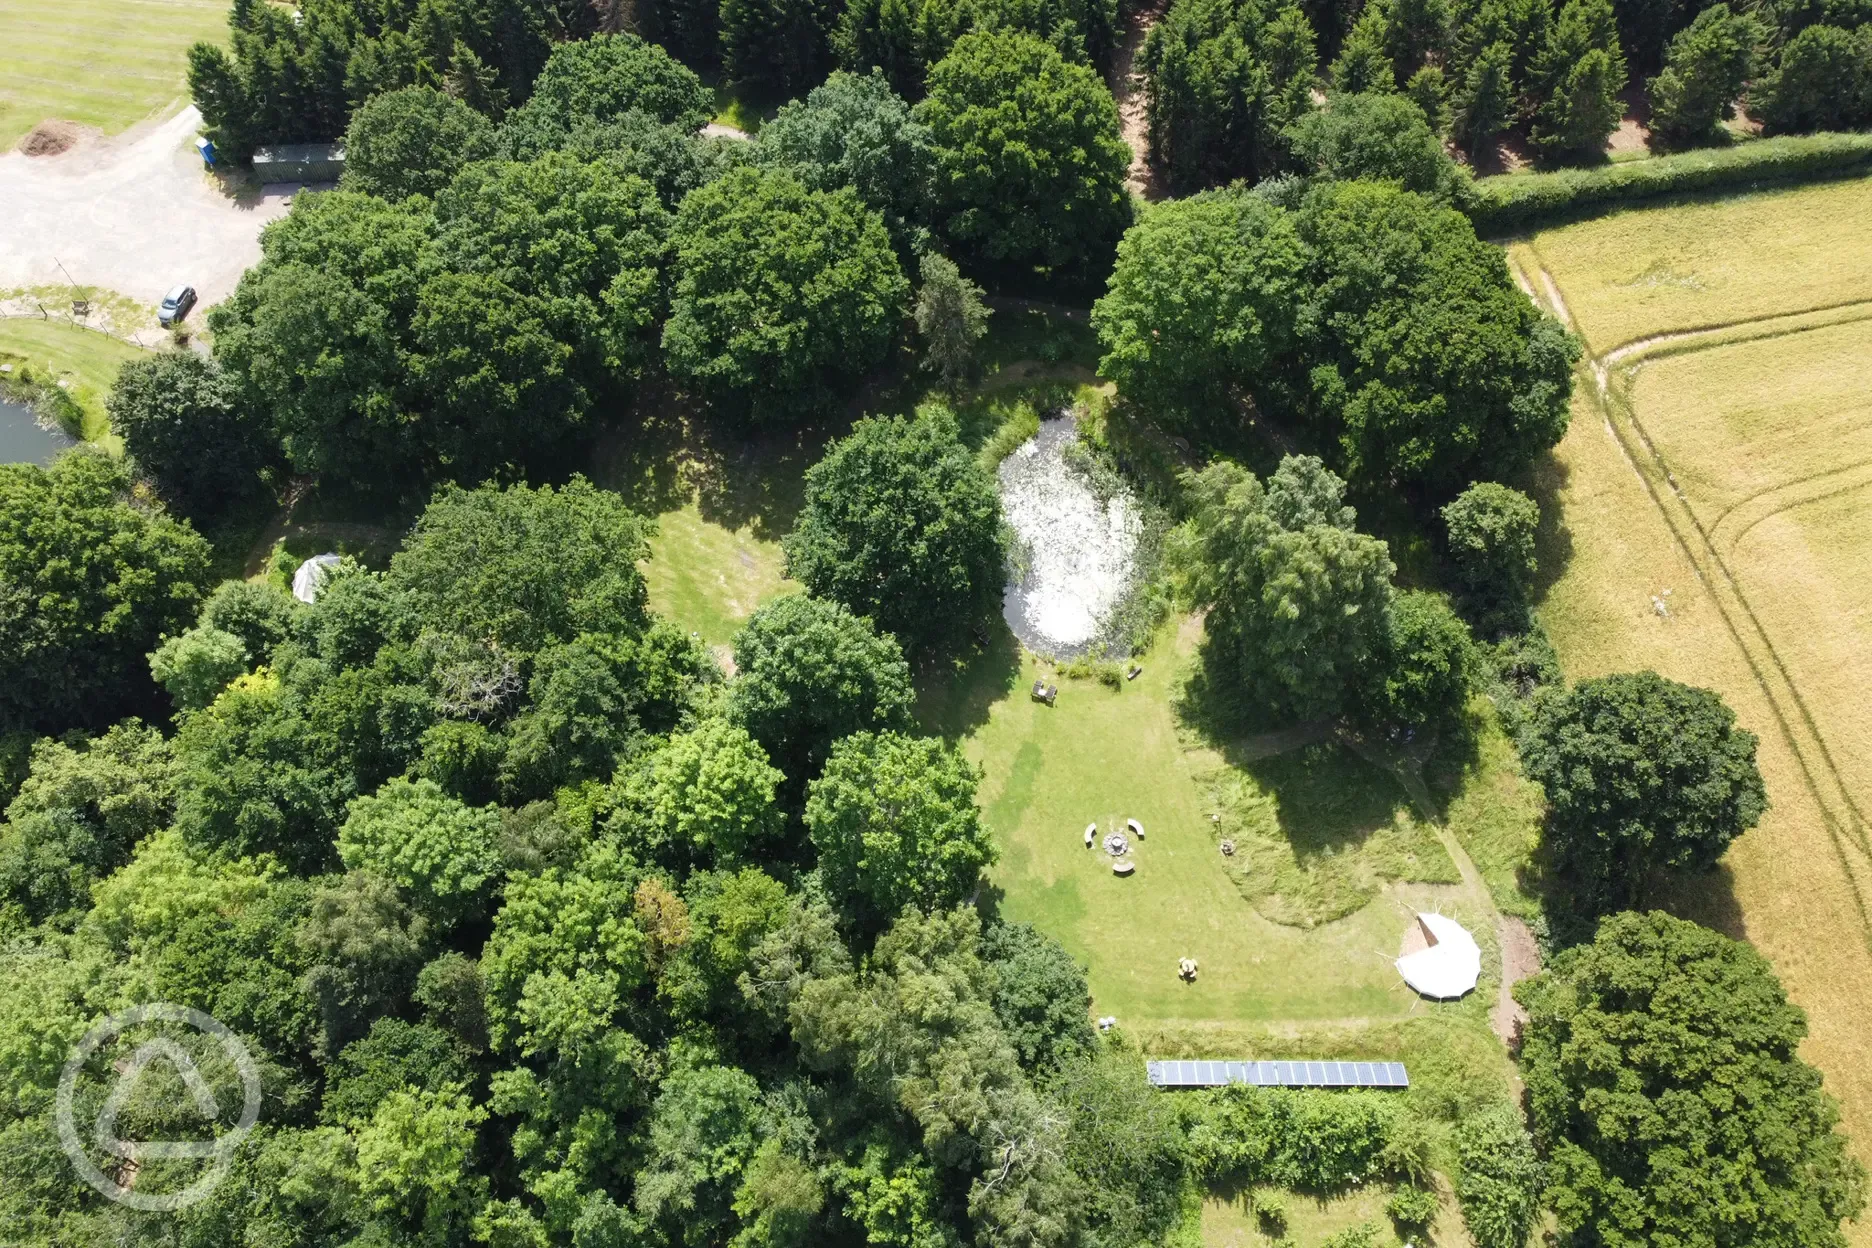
xmin=354 ymin=1083 xmax=489 ymax=1245
xmin=198 ymin=578 xmax=299 ymax=663
xmin=106 ymin=352 xmax=274 ymax=517
xmin=1442 ymin=482 xmax=1540 ymax=603
xmin=1178 ymin=457 xmax=1395 ymax=722
xmin=663 ymin=166 xmax=908 ymax=418
xmin=784 ymin=408 xmax=1005 ymax=657
xmin=340 ymin=86 xmax=497 ymax=201
xmin=149 ymin=626 xmax=251 ymax=713
xmin=1646 ymin=4 xmax=1760 ymax=145
xmin=1752 ymin=24 xmax=1872 ymax=135
xmin=614 ymin=719 xmax=785 ymax=866
xmin=299 ymin=871 xmax=434 ymax=1052
xmin=1294 ymin=180 xmax=1579 ymax=498
xmin=1529 ymin=0 xmax=1626 ymax=160
xmin=1091 ymin=188 xmax=1306 ymax=420
xmin=1331 ymin=3 xmax=1397 ymax=92
xmin=805 ymin=731 xmax=995 ymax=927
xmin=1140 ymin=0 xmax=1318 ymax=193
xmin=1283 ymin=92 xmax=1470 ymax=201
xmin=338 ymin=777 xmax=503 ymax=926
xmin=837 ymin=0 xmax=1126 ymax=99
xmin=634 ymin=1062 xmax=763 ymax=1244
xmin=721 ymin=0 xmax=842 ymax=100
xmin=0 ymin=451 xmax=212 ymax=734
xmin=1517 ymin=911 xmax=1866 ymax=1247
xmin=918 ymin=31 xmax=1132 ymax=274
xmin=759 ymin=70 xmax=936 ymax=251
xmin=1356 ymin=591 xmax=1476 ymax=735
xmin=1451 ymin=40 xmax=1516 ymax=157
xmin=389 ymin=477 xmax=651 ymax=660
xmin=1522 ymin=671 xmax=1767 ymax=910
xmin=914 ymin=252 xmax=991 ymax=388
xmin=979 ymin=921 xmax=1093 ymax=1073
xmin=1051 ymin=1040 xmax=1189 ymax=1248
xmin=324 ymin=1019 xmax=469 ymax=1128
xmin=502 ymin=33 xmax=711 ymax=139
xmin=728 ymin=595 xmax=916 ymax=786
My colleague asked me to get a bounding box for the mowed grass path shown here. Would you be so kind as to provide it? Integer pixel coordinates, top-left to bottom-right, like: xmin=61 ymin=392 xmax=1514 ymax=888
xmin=0 ymin=0 xmax=227 ymax=148
xmin=642 ymin=503 xmax=794 ymax=647
xmin=1520 ymin=179 xmax=1872 ymax=1208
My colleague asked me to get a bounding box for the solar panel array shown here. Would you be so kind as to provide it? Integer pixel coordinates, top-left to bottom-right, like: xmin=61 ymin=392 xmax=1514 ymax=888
xmin=1145 ymin=1060 xmax=1409 ymax=1090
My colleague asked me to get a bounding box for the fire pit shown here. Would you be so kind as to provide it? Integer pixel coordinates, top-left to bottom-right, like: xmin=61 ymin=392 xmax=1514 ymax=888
xmin=1102 ymin=831 xmax=1129 ymax=856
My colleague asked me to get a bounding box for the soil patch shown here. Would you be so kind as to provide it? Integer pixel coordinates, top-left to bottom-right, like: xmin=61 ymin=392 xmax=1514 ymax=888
xmin=18 ymin=120 xmax=88 ymax=157
xmin=1490 ymin=915 xmax=1541 ymax=1043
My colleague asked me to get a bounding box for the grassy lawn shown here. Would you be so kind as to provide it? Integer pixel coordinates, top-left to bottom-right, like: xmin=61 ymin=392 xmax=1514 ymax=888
xmin=0 ymin=316 xmax=147 ymax=443
xmin=0 ymin=0 xmax=228 ymax=148
xmin=1519 ymin=174 xmax=1872 ymax=353
xmin=643 ymin=502 xmax=795 ymax=646
xmin=1516 ymin=182 xmax=1872 ymax=1193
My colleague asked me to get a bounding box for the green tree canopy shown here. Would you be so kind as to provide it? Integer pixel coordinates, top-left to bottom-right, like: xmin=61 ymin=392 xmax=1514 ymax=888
xmin=1522 ymin=670 xmax=1767 ymax=911
xmin=721 ymin=0 xmax=842 ymax=100
xmin=149 ymin=625 xmax=251 ymax=713
xmin=1178 ymin=456 xmax=1395 ymax=722
xmin=1646 ymin=4 xmax=1760 ymax=145
xmin=1442 ymin=481 xmax=1540 ymax=604
xmin=1529 ymin=0 xmax=1627 ymax=159
xmin=1139 ymin=0 xmax=1319 ymax=193
xmin=838 ymin=0 xmax=1123 ymax=98
xmin=106 ymin=351 xmax=274 ymax=518
xmin=1517 ymin=911 xmax=1866 ymax=1247
xmin=340 ymin=85 xmax=498 ymax=201
xmin=728 ymin=595 xmax=916 ymax=786
xmin=1293 ymin=180 xmax=1579 ymax=498
xmin=1283 ymin=91 xmax=1471 ymax=201
xmin=387 ymin=477 xmax=651 ymax=661
xmin=338 ymin=777 xmax=503 ymax=926
xmin=612 ymin=718 xmax=786 ymax=866
xmin=663 ymin=166 xmax=909 ymax=418
xmin=979 ymin=921 xmax=1094 ymax=1073
xmin=917 ymin=30 xmax=1132 ymax=275
xmin=914 ymin=251 xmax=992 ymax=388
xmin=805 ymin=731 xmax=995 ymax=927
xmin=784 ymin=407 xmax=1005 ymax=658
xmin=502 ymin=32 xmax=711 ymax=138
xmin=1752 ymin=23 xmax=1872 ymax=134
xmin=756 ymin=69 xmax=935 ymax=250
xmin=1355 ymin=590 xmax=1476 ymax=734
xmin=1092 ymin=187 xmax=1305 ymax=419
xmin=0 ymin=452 xmax=212 ymax=734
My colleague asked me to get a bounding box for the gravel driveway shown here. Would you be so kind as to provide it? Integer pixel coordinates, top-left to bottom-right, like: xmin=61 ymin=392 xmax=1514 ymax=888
xmin=0 ymin=106 xmax=304 ymax=336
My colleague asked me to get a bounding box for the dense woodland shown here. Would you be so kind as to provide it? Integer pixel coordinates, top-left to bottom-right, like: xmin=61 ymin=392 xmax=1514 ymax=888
xmin=0 ymin=2 xmax=1867 ymax=1245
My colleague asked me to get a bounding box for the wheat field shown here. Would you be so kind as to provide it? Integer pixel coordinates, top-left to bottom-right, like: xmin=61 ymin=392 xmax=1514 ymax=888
xmin=1512 ymin=177 xmax=1872 ymax=1227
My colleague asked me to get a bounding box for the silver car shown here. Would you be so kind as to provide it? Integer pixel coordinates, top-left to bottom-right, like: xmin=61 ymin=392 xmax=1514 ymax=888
xmin=158 ymin=284 xmax=197 ymax=327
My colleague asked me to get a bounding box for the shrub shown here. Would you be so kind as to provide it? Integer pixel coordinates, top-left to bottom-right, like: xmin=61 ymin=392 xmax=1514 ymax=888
xmin=1467 ymin=131 xmax=1872 ymax=232
xmin=1183 ymin=1085 xmax=1407 ymax=1189
xmin=1322 ymin=1223 xmax=1379 ymax=1248
xmin=1453 ymin=1103 xmax=1541 ymax=1248
xmin=1249 ymin=1188 xmax=1287 ymax=1230
xmin=1385 ymin=1184 xmax=1440 ymax=1231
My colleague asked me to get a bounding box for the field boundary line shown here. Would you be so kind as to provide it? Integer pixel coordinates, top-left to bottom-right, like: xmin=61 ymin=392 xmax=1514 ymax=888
xmin=1519 ymin=256 xmax=1872 ymax=954
xmin=1713 ymin=461 xmax=1872 ymax=553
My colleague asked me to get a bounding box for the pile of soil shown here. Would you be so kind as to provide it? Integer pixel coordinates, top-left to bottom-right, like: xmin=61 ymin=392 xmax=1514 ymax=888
xmin=19 ymin=120 xmax=84 ymax=157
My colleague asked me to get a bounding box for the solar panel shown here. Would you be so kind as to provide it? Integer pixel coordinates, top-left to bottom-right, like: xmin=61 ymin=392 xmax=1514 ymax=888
xmin=1144 ymin=1060 xmax=1409 ymax=1090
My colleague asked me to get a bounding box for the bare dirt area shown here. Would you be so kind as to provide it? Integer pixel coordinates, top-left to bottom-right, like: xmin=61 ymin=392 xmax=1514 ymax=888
xmin=0 ymin=106 xmax=304 ymax=337
xmin=18 ymin=120 xmax=94 ymax=157
xmin=1490 ymin=916 xmax=1540 ymax=1043
xmin=1112 ymin=0 xmax=1166 ymax=199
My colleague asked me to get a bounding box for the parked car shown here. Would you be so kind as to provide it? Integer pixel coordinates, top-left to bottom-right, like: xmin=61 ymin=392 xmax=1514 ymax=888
xmin=158 ymin=285 xmax=197 ymax=327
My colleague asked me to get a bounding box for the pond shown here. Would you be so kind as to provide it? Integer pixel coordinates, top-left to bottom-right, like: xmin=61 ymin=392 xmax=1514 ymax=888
xmin=0 ymin=394 xmax=76 ymax=465
xmin=998 ymin=414 xmax=1143 ymax=658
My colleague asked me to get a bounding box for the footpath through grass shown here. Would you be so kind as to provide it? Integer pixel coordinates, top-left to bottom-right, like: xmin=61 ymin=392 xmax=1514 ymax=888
xmin=0 ymin=0 xmax=228 ymax=148
xmin=1516 ymin=176 xmax=1872 ymax=1199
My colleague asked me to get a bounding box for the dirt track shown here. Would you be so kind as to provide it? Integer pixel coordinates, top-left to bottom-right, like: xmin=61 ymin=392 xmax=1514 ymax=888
xmin=0 ymin=106 xmax=303 ymax=330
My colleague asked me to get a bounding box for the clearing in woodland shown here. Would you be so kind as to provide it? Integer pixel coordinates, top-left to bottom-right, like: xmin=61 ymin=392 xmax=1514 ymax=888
xmin=1510 ymin=174 xmax=1872 ymax=1203
xmin=0 ymin=0 xmax=227 ymax=149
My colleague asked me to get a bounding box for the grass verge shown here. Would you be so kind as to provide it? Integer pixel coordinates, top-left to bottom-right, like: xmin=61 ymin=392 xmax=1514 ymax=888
xmin=0 ymin=317 xmax=147 ymax=445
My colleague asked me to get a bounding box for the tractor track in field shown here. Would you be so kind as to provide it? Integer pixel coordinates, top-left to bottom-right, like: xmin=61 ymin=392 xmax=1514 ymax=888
xmin=1517 ymin=255 xmax=1872 ymax=956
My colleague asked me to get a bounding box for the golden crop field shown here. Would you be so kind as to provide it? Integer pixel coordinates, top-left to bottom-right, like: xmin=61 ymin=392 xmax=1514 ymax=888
xmin=1509 ymin=176 xmax=1872 ymax=1214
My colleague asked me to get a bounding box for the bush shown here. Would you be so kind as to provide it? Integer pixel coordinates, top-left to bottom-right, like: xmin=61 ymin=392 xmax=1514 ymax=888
xmin=1249 ymin=1189 xmax=1287 ymax=1230
xmin=1184 ymin=1085 xmax=1408 ymax=1189
xmin=1321 ymin=1223 xmax=1379 ymax=1248
xmin=1453 ymin=1103 xmax=1541 ymax=1248
xmin=1385 ymin=1184 xmax=1440 ymax=1231
xmin=1468 ymin=131 xmax=1872 ymax=232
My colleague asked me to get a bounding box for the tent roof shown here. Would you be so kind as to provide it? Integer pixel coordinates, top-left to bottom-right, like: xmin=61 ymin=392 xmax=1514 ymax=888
xmin=292 ymin=553 xmax=342 ymax=604
xmin=1396 ymin=912 xmax=1480 ymax=1000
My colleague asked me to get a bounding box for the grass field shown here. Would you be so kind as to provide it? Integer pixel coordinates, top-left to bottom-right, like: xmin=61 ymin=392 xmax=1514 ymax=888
xmin=1511 ymin=175 xmax=1872 ymax=1211
xmin=1520 ymin=175 xmax=1872 ymax=353
xmin=0 ymin=315 xmax=147 ymax=442
xmin=0 ymin=0 xmax=228 ymax=149
xmin=643 ymin=502 xmax=794 ymax=646
xmin=1203 ymin=1182 xmax=1471 ymax=1247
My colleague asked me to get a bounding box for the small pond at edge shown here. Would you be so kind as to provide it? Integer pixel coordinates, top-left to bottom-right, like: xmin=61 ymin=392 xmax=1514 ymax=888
xmin=0 ymin=395 xmax=77 ymax=465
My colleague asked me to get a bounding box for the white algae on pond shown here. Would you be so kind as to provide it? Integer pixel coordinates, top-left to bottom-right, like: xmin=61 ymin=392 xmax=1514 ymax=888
xmin=998 ymin=415 xmax=1142 ymax=657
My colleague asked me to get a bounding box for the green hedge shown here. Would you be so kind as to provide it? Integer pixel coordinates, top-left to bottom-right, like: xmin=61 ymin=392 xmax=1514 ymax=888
xmin=1469 ymin=131 xmax=1872 ymax=234
xmin=1183 ymin=1085 xmax=1406 ymax=1190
